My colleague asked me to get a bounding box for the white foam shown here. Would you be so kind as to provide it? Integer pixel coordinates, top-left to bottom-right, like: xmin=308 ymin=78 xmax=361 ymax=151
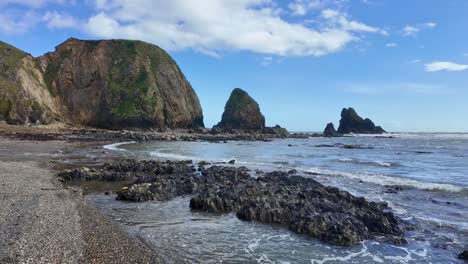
xmin=300 ymin=167 xmax=465 ymax=193
xmin=149 ymin=150 xmax=236 ymax=163
xmin=103 ymin=141 xmax=137 ymax=151
xmin=310 ymin=242 xmax=368 ymax=264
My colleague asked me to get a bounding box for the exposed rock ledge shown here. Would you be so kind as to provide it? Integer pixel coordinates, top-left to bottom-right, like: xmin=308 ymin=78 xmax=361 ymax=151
xmin=60 ymin=160 xmax=405 ymax=246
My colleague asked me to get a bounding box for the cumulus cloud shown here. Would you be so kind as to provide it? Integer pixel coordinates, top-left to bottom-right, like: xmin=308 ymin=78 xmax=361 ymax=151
xmin=43 ymin=11 xmax=78 ymax=29
xmin=77 ymin=0 xmax=385 ymax=57
xmin=424 ymin=61 xmax=468 ymax=72
xmin=288 ymin=0 xmax=322 ymax=16
xmin=0 ymin=10 xmax=41 ymax=34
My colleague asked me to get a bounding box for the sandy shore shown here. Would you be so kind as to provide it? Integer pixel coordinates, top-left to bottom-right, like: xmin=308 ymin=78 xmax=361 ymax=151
xmin=0 ymin=137 xmax=163 ymax=264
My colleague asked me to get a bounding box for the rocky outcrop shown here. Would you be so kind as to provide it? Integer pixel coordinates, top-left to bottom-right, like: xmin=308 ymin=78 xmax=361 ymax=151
xmin=323 ymin=122 xmax=339 ymax=137
xmin=337 ymin=108 xmax=385 ymax=134
xmin=214 ymin=88 xmax=265 ymax=130
xmin=263 ymin=125 xmax=290 ymax=137
xmin=60 ymin=160 xmax=404 ymax=246
xmin=0 ymin=38 xmax=204 ymax=129
xmin=0 ymin=41 xmax=61 ymax=125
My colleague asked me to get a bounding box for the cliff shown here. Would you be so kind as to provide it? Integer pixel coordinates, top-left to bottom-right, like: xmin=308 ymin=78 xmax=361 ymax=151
xmin=337 ymin=108 xmax=385 ymax=134
xmin=0 ymin=41 xmax=61 ymax=125
xmin=214 ymin=88 xmax=265 ymax=130
xmin=0 ymin=38 xmax=204 ymax=129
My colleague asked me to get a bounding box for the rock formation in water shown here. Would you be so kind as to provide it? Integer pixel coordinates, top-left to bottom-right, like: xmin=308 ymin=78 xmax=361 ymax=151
xmin=59 ymin=160 xmax=404 ymax=247
xmin=323 ymin=122 xmax=338 ymax=137
xmin=0 ymin=38 xmax=204 ymax=129
xmin=337 ymin=107 xmax=385 ymax=134
xmin=214 ymin=88 xmax=265 ymax=130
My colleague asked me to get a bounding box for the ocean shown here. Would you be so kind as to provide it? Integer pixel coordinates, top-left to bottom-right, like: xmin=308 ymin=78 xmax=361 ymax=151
xmin=89 ymin=133 xmax=468 ymax=263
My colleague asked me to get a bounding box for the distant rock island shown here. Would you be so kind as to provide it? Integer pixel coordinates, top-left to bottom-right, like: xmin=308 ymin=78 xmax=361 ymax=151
xmin=324 ymin=107 xmax=386 ymax=135
xmin=0 ymin=38 xmax=204 ymax=129
xmin=214 ymin=88 xmax=265 ymax=130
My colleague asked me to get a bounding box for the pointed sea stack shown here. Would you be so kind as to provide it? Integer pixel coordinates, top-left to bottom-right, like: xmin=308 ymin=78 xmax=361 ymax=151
xmin=215 ymin=88 xmax=265 ymax=130
xmin=337 ymin=108 xmax=385 ymax=134
xmin=323 ymin=122 xmax=339 ymax=137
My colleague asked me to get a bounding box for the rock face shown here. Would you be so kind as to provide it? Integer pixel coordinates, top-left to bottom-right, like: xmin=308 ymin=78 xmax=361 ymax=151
xmin=215 ymin=88 xmax=265 ymax=130
xmin=60 ymin=160 xmax=404 ymax=246
xmin=323 ymin=122 xmax=338 ymax=137
xmin=0 ymin=41 xmax=61 ymax=125
xmin=0 ymin=38 xmax=204 ymax=129
xmin=337 ymin=108 xmax=385 ymax=134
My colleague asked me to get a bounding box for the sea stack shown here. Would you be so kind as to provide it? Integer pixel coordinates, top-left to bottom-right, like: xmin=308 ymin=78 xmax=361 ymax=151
xmin=337 ymin=108 xmax=385 ymax=134
xmin=323 ymin=122 xmax=338 ymax=137
xmin=0 ymin=38 xmax=204 ymax=129
xmin=215 ymin=88 xmax=265 ymax=130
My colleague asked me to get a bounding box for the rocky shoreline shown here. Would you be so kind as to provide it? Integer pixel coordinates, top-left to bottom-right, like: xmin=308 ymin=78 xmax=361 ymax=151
xmin=60 ymin=159 xmax=406 ymax=247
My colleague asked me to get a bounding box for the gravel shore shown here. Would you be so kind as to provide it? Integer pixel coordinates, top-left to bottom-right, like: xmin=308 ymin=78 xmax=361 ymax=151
xmin=0 ymin=137 xmax=163 ymax=263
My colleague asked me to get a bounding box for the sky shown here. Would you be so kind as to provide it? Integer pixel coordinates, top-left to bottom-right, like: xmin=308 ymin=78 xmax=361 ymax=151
xmin=1 ymin=0 xmax=467 ymax=132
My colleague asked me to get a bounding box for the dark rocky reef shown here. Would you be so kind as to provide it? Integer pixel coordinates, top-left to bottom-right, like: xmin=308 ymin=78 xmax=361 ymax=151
xmin=214 ymin=88 xmax=265 ymax=130
xmin=337 ymin=108 xmax=385 ymax=134
xmin=323 ymin=122 xmax=339 ymax=137
xmin=0 ymin=38 xmax=204 ymax=129
xmin=459 ymin=250 xmax=468 ymax=260
xmin=60 ymin=160 xmax=404 ymax=246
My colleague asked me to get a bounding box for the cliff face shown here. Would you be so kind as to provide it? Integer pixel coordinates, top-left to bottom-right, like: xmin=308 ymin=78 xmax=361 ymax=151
xmin=337 ymin=108 xmax=385 ymax=134
xmin=215 ymin=88 xmax=265 ymax=130
xmin=0 ymin=38 xmax=204 ymax=129
xmin=323 ymin=122 xmax=338 ymax=137
xmin=0 ymin=41 xmax=61 ymax=125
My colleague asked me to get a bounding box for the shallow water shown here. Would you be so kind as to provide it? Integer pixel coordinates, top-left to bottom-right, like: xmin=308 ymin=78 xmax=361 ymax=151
xmin=89 ymin=133 xmax=468 ymax=263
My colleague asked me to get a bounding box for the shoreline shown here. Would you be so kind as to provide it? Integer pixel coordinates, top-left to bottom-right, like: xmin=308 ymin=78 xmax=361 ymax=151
xmin=0 ymin=136 xmax=165 ymax=263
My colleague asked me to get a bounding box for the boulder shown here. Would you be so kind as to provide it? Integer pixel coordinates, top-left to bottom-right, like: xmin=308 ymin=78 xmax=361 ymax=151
xmin=214 ymin=88 xmax=265 ymax=130
xmin=337 ymin=108 xmax=386 ymax=134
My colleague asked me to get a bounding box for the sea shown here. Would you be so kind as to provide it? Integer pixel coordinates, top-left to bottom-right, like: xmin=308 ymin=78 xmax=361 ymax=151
xmin=87 ymin=133 xmax=468 ymax=263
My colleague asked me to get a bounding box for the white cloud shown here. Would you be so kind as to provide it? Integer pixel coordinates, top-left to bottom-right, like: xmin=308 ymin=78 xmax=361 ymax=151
xmin=43 ymin=11 xmax=78 ymax=29
xmin=403 ymin=25 xmax=419 ymax=36
xmin=0 ymin=10 xmax=41 ymax=34
xmin=402 ymin=22 xmax=437 ymax=36
xmin=78 ymin=0 xmax=384 ymax=57
xmin=288 ymin=0 xmax=322 ymax=16
xmin=386 ymin=42 xmax=397 ymax=47
xmin=424 ymin=61 xmax=468 ymax=72
xmin=320 ymin=9 xmax=387 ymax=35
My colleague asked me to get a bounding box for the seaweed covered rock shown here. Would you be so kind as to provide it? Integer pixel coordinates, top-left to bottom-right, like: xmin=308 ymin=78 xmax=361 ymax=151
xmin=337 ymin=108 xmax=386 ymax=134
xmin=214 ymin=88 xmax=265 ymax=130
xmin=190 ymin=169 xmax=402 ymax=246
xmin=59 ymin=161 xmax=404 ymax=246
xmin=58 ymin=159 xmax=196 ymax=182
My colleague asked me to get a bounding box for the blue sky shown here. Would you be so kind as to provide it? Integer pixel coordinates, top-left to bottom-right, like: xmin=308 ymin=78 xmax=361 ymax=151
xmin=1 ymin=0 xmax=467 ymax=132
